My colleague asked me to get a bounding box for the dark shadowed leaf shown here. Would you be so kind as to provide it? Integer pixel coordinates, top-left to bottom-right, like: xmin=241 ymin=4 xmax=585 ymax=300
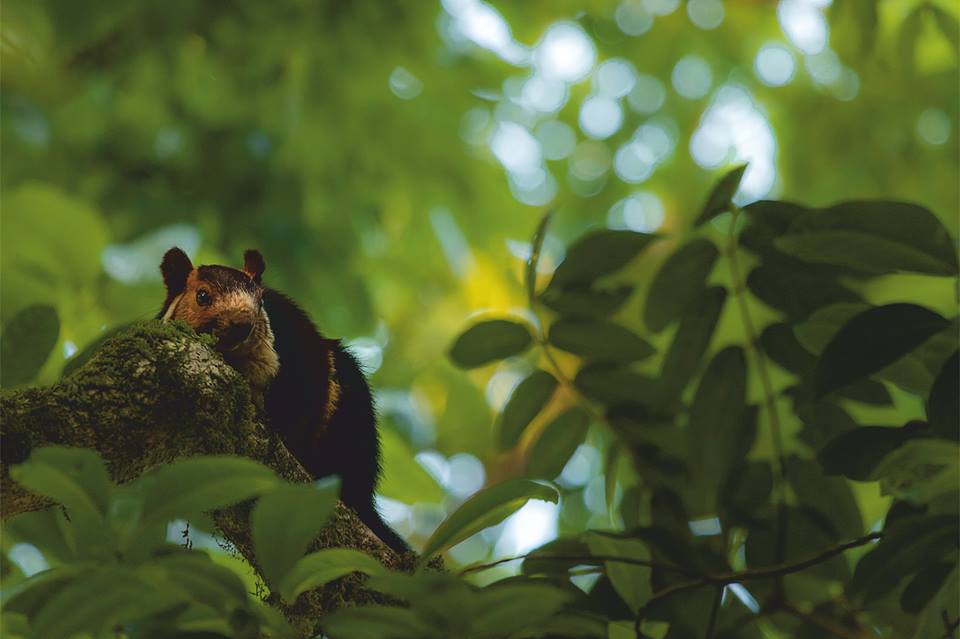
xmin=746 ymin=507 xmax=850 ymax=583
xmin=760 ymin=323 xmax=817 ymax=374
xmin=644 ymin=238 xmax=719 ymax=332
xmin=694 ymin=164 xmax=747 ymax=227
xmin=818 ymin=424 xmax=924 ymax=480
xmin=527 ymin=408 xmax=590 ymax=479
xmin=472 ymin=582 xmax=574 ymax=636
xmin=420 ymin=479 xmax=558 ymax=562
xmin=574 ymin=364 xmax=660 ymax=407
xmin=813 ymin=304 xmax=949 ymax=397
xmin=687 ymin=347 xmax=747 ymax=515
xmin=549 ymin=319 xmax=655 ymax=363
xmin=901 ymin=562 xmax=954 ymax=614
xmin=526 ymin=210 xmax=553 ymax=304
xmin=740 ymin=200 xmax=809 ymax=258
xmin=849 ymin=514 xmax=958 ymax=605
xmin=550 ymin=230 xmax=659 ymax=287
xmin=521 ymin=537 xmax=592 ymax=577
xmin=279 ymin=548 xmax=389 ymax=602
xmin=721 ymin=462 xmax=773 ymax=523
xmin=774 ymin=201 xmax=959 ymax=276
xmin=786 ymin=456 xmax=862 ymax=539
xmin=795 ymin=399 xmax=858 ymax=451
xmin=540 ymin=284 xmax=633 ymax=318
xmin=927 ymin=351 xmax=959 ymax=441
xmin=498 ymin=370 xmax=557 ymax=449
xmin=251 ymin=479 xmax=340 ymax=587
xmin=448 ymin=319 xmax=534 ymax=369
xmin=1 ymin=305 xmax=59 ymax=387
xmin=747 ymin=262 xmax=861 ymax=321
xmin=585 ymin=532 xmax=652 ymax=613
xmin=658 ymin=286 xmax=726 ymax=404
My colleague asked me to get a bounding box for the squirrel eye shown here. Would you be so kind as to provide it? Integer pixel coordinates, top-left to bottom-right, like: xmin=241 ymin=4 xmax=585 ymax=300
xmin=196 ymin=289 xmax=212 ymax=307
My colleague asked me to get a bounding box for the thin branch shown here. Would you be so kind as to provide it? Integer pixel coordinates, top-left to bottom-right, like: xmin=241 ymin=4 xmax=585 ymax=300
xmin=458 ymin=553 xmax=700 ymax=578
xmin=635 ymin=532 xmax=882 ymax=631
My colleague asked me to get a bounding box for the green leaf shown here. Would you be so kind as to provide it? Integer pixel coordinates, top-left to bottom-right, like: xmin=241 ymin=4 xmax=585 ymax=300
xmin=898 ymin=5 xmax=926 ymax=74
xmin=786 ymin=456 xmax=862 ymax=539
xmin=931 ymin=4 xmax=960 ymax=57
xmin=321 ymin=605 xmax=435 ymax=639
xmin=420 ymin=478 xmax=559 ymax=562
xmin=551 ymin=230 xmax=659 ymax=287
xmin=849 ymin=514 xmax=958 ymax=604
xmin=31 ymin=568 xmax=181 ymax=639
xmin=747 ymin=262 xmax=861 ymax=321
xmin=4 ymin=509 xmax=77 ymax=563
xmin=526 ymin=210 xmax=553 ymax=305
xmin=540 ymin=284 xmax=633 ymax=318
xmin=694 ymin=164 xmax=747 ymax=227
xmin=549 ymin=319 xmax=655 ymax=363
xmin=472 ymin=582 xmax=574 ymax=636
xmin=721 ymin=461 xmax=773 ymax=523
xmin=9 ymin=448 xmax=112 ymax=550
xmin=901 ymin=562 xmax=954 ymax=614
xmin=574 ymin=364 xmax=660 ymax=407
xmin=912 ymin=566 xmax=958 ymax=639
xmin=279 ymin=548 xmax=389 ymax=602
xmin=644 ymin=238 xmax=719 ymax=333
xmin=2 ymin=565 xmax=94 ymax=618
xmin=773 ymin=201 xmax=959 ymax=276
xmin=62 ymin=323 xmax=131 ymax=378
xmin=448 ymin=319 xmax=534 ymax=369
xmin=813 ymin=303 xmax=949 ymax=398
xmin=687 ymin=347 xmax=747 ymax=515
xmin=252 ymin=479 xmax=340 ymax=586
xmin=818 ymin=424 xmax=923 ymax=481
xmin=0 ymin=305 xmax=60 ymax=387
xmin=927 ymin=351 xmax=959 ymax=441
xmin=498 ymin=370 xmax=557 ymax=449
xmin=136 ymin=456 xmax=280 ymax=526
xmin=869 ymin=439 xmax=960 ymax=503
xmin=658 ymin=286 xmax=726 ymax=404
xmin=740 ymin=199 xmax=809 ymax=259
xmin=585 ymin=532 xmax=652 ymax=613
xmin=527 ymin=408 xmax=590 ymax=479
xmin=141 ymin=552 xmax=251 ymax=613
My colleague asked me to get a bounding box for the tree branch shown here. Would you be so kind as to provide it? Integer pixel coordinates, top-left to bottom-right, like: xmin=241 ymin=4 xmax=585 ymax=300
xmin=0 ymin=322 xmax=417 ymax=638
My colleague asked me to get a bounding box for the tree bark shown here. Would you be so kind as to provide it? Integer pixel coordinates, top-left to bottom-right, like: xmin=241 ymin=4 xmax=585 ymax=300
xmin=0 ymin=321 xmax=418 ymax=637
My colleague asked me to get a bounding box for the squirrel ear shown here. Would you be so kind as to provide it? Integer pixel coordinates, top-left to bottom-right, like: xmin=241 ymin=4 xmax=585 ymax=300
xmin=160 ymin=247 xmax=193 ymax=295
xmin=243 ymin=249 xmax=265 ymax=284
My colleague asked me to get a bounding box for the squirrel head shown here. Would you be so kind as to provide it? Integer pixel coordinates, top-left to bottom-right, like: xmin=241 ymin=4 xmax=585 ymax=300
xmin=160 ymin=247 xmax=268 ymax=352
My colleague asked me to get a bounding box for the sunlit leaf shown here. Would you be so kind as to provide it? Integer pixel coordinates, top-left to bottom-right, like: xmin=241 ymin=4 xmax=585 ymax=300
xmin=774 ymin=201 xmax=959 ymax=276
xmin=279 ymin=548 xmax=389 ymax=602
xmin=551 ymin=230 xmax=659 ymax=287
xmin=549 ymin=319 xmax=655 ymax=363
xmin=379 ymin=428 xmax=444 ymax=504
xmin=527 ymin=407 xmax=590 ymax=479
xmin=813 ymin=303 xmax=950 ymax=398
xmin=585 ymin=532 xmax=652 ymax=613
xmin=498 ymin=369 xmax=557 ymax=449
xmin=419 ymin=479 xmax=559 ymax=562
xmin=0 ymin=305 xmax=59 ymax=387
xmin=694 ymin=164 xmax=747 ymax=227
xmin=931 ymin=4 xmax=960 ymax=57
xmin=448 ymin=319 xmax=534 ymax=369
xmin=644 ymin=238 xmax=719 ymax=333
xmin=251 ymin=479 xmax=340 ymax=586
xmin=869 ymin=439 xmax=960 ymax=503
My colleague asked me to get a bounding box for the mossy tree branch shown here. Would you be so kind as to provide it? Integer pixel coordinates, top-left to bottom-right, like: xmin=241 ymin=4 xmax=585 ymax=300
xmin=0 ymin=322 xmax=414 ymax=638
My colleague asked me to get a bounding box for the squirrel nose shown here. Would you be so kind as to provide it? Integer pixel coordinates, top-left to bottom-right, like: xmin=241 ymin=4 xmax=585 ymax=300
xmin=223 ymin=322 xmax=253 ymax=345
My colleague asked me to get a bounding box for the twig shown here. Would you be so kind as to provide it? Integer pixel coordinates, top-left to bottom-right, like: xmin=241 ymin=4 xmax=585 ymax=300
xmin=458 ymin=553 xmax=699 ymax=578
xmin=635 ymin=532 xmax=882 ymax=631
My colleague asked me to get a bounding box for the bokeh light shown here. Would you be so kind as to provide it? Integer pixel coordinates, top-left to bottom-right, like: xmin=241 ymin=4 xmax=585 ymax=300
xmin=595 ymin=58 xmax=637 ymax=98
xmin=536 ymin=120 xmax=577 ymax=160
xmin=672 ymin=55 xmax=713 ymax=99
xmin=535 ymin=22 xmax=597 ymax=83
xmin=615 ymin=1 xmax=654 ymax=36
xmin=608 ymin=192 xmax=666 ymax=232
xmin=687 ymin=0 xmax=725 ymax=30
xmin=777 ymin=0 xmax=828 ymax=55
xmin=754 ymin=43 xmax=796 ymax=87
xmin=917 ymin=108 xmax=952 ymax=146
xmin=627 ymin=74 xmax=667 ymax=114
xmin=579 ymin=95 xmax=624 ymax=139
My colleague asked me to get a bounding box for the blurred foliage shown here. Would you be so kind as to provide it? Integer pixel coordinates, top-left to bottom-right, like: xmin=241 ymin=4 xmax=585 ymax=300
xmin=1 ymin=0 xmax=959 ymax=637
